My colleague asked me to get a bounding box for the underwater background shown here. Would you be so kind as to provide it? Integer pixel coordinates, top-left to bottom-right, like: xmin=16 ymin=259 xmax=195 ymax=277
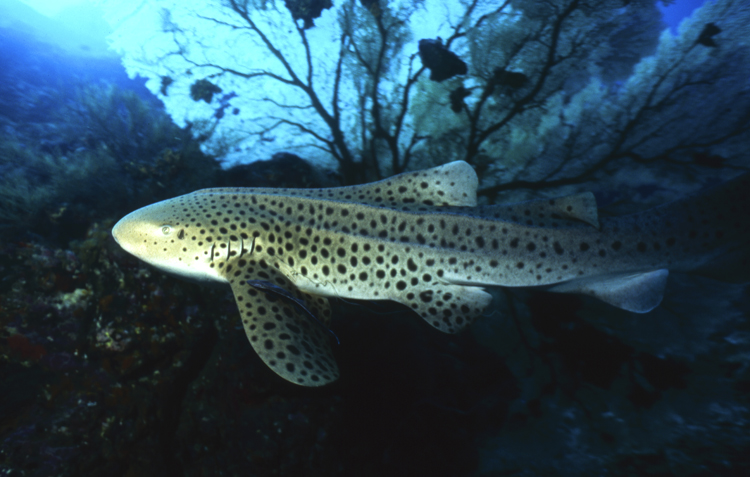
xmin=1 ymin=0 xmax=749 ymax=475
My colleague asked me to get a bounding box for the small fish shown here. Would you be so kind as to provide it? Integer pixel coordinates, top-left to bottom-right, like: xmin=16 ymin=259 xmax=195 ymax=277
xmin=697 ymin=22 xmax=722 ymax=48
xmin=246 ymin=279 xmax=340 ymax=345
xmin=113 ymin=161 xmax=750 ymax=386
xmin=449 ymin=86 xmax=472 ymax=113
xmin=418 ymin=38 xmax=468 ymax=82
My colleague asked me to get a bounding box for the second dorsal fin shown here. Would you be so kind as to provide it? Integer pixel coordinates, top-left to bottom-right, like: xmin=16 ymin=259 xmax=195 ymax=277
xmin=471 ymin=192 xmax=600 ymax=228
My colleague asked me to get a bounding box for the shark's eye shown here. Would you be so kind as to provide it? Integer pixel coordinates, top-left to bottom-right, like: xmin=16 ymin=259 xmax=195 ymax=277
xmin=161 ymin=225 xmax=172 ymax=235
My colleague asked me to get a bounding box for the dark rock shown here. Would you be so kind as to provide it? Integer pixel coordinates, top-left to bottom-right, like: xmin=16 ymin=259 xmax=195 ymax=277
xmin=693 ymin=151 xmax=725 ymax=168
xmin=218 ymin=152 xmax=337 ymax=188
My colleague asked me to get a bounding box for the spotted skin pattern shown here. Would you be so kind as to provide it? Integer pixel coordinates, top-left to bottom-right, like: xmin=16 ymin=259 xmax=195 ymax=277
xmin=113 ymin=162 xmax=750 ymax=386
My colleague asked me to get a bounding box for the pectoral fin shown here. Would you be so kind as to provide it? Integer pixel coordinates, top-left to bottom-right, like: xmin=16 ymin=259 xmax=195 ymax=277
xmin=547 ymin=269 xmax=669 ymax=313
xmin=225 ymin=259 xmax=339 ymax=386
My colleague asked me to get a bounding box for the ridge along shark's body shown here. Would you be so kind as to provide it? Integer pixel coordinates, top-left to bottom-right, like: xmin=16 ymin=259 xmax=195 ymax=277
xmin=112 ymin=161 xmax=750 ymax=386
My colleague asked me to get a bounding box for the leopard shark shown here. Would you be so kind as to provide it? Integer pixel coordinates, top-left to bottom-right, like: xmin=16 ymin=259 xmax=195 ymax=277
xmin=112 ymin=161 xmax=750 ymax=386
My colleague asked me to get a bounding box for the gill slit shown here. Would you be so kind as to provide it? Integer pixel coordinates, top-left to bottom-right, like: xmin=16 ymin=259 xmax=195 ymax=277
xmin=233 ymin=236 xmax=254 ymax=260
xmin=210 ymin=243 xmax=215 ymax=263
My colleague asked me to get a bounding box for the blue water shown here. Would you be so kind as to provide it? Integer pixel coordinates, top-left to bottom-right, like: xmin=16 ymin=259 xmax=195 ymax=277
xmin=5 ymin=1 xmax=750 ymax=476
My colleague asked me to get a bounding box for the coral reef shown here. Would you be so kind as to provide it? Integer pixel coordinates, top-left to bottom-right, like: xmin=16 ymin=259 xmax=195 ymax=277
xmin=0 ymin=227 xmax=517 ymax=475
xmin=217 ymin=152 xmax=339 ymax=189
xmin=0 ymin=83 xmax=220 ymax=243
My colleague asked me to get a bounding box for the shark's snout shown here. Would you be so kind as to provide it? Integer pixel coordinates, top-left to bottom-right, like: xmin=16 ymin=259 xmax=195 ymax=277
xmin=111 ymin=218 xmax=124 ymax=245
xmin=112 ymin=213 xmax=138 ymax=250
xmin=110 ymin=199 xmax=226 ymax=285
xmin=111 ymin=210 xmax=147 ymax=258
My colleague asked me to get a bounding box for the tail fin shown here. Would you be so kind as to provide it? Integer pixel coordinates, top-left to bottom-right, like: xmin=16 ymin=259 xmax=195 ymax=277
xmin=650 ymin=172 xmax=750 ymax=283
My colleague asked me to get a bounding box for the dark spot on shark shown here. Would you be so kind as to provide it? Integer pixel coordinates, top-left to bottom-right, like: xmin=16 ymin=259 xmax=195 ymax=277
xmin=553 ymin=242 xmax=564 ymax=255
xmin=286 ymin=345 xmax=300 ymax=355
xmin=420 ymin=291 xmax=433 ymax=302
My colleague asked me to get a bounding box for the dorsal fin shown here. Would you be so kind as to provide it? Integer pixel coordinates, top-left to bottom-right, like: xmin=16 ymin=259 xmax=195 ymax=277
xmin=350 ymin=161 xmax=478 ymax=207
xmin=472 ymin=192 xmax=600 ymax=228
xmin=192 ymin=161 xmax=478 ymax=207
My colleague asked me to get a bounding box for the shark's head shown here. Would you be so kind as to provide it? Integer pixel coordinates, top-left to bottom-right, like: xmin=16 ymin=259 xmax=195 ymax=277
xmin=112 ymin=195 xmax=226 ymax=284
